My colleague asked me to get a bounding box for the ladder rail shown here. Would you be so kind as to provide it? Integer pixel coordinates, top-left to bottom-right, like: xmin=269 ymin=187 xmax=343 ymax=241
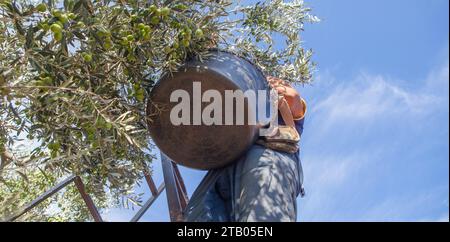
xmin=4 ymin=151 xmax=189 ymax=222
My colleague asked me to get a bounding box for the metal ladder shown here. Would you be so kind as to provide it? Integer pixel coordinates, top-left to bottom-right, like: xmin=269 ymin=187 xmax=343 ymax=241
xmin=5 ymin=152 xmax=189 ymax=222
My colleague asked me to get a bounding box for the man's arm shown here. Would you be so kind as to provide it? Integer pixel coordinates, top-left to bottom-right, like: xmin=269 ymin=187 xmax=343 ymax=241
xmin=267 ymin=76 xmax=306 ymax=120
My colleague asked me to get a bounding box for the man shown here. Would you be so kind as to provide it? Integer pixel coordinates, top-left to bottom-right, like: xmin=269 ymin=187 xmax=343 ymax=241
xmin=184 ymin=76 xmax=307 ymax=222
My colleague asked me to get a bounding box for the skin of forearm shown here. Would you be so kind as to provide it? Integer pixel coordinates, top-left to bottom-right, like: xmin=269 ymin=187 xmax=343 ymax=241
xmin=267 ymin=76 xmax=305 ymax=119
xmin=284 ymin=90 xmax=304 ymax=119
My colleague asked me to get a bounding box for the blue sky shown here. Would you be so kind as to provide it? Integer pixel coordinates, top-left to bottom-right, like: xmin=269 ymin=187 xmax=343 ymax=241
xmin=103 ymin=0 xmax=449 ymax=222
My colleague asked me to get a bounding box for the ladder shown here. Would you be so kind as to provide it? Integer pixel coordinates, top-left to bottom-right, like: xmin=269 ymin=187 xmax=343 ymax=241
xmin=5 ymin=152 xmax=189 ymax=222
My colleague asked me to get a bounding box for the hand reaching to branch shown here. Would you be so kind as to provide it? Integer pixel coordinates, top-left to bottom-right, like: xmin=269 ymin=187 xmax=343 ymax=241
xmin=267 ymin=76 xmax=305 ymax=120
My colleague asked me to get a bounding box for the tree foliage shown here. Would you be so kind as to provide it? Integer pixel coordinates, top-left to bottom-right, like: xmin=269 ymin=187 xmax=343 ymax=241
xmin=0 ymin=0 xmax=317 ymax=221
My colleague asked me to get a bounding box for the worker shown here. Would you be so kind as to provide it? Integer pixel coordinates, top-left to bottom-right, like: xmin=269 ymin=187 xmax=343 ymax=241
xmin=184 ymin=76 xmax=307 ymax=222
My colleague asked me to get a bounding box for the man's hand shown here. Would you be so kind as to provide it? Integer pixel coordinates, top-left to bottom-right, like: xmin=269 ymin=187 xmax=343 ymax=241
xmin=267 ymin=76 xmax=305 ymax=120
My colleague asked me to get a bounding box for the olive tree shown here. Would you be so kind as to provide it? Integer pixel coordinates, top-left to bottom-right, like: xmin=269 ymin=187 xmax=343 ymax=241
xmin=0 ymin=0 xmax=318 ymax=221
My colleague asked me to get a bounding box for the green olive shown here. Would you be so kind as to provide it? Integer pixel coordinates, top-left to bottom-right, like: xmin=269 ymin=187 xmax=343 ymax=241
xmin=53 ymin=31 xmax=63 ymax=41
xmin=184 ymin=28 xmax=192 ymax=39
xmin=75 ymin=21 xmax=85 ymax=28
xmin=51 ymin=9 xmax=62 ymax=18
xmin=67 ymin=13 xmax=76 ymax=19
xmin=133 ymin=83 xmax=140 ymax=91
xmin=120 ymin=37 xmax=129 ymax=46
xmin=38 ymin=22 xmax=50 ymax=31
xmin=148 ymin=5 xmax=157 ymax=13
xmin=182 ymin=39 xmax=190 ymax=47
xmin=126 ymin=35 xmax=135 ymax=41
xmin=160 ymin=7 xmax=170 ymax=17
xmin=150 ymin=16 xmax=160 ymax=25
xmin=164 ymin=46 xmax=172 ymax=54
xmin=104 ymin=43 xmax=112 ymax=50
xmin=55 ymin=21 xmax=64 ymax=28
xmin=98 ymin=30 xmax=111 ymax=38
xmin=58 ymin=14 xmax=69 ymax=23
xmin=182 ymin=32 xmax=191 ymax=41
xmin=104 ymin=39 xmax=113 ymax=50
xmin=135 ymin=88 xmax=145 ymax=102
xmin=36 ymin=3 xmax=47 ymax=12
xmin=143 ymin=32 xmax=151 ymax=40
xmin=195 ymin=28 xmax=204 ymax=38
xmin=137 ymin=23 xmax=146 ymax=29
xmin=50 ymin=23 xmax=62 ymax=33
xmin=82 ymin=53 xmax=92 ymax=62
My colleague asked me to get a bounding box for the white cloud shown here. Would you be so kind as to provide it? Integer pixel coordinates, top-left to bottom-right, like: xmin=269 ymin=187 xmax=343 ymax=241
xmin=311 ymin=64 xmax=448 ymax=129
xmin=299 ymin=152 xmax=375 ymax=221
xmin=298 ymin=59 xmax=449 ymax=222
xmin=305 ymin=152 xmax=370 ymax=187
xmin=361 ymin=185 xmax=449 ymax=222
